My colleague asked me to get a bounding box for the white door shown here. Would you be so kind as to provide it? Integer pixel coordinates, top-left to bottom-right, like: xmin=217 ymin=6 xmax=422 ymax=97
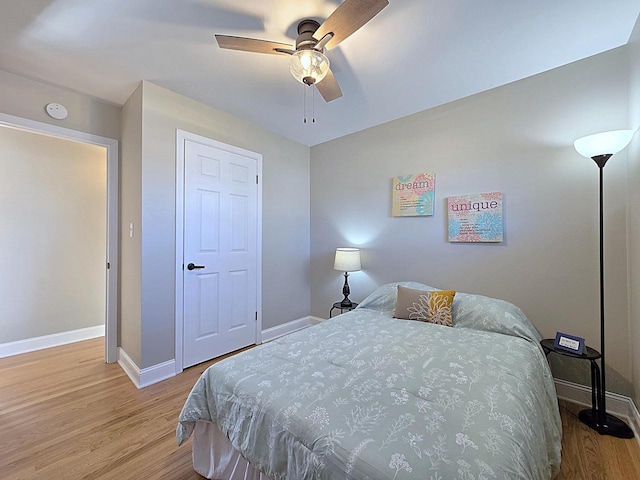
xmin=182 ymin=138 xmax=258 ymax=368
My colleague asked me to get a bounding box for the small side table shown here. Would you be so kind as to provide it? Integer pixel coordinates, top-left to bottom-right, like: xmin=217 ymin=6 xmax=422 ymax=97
xmin=540 ymin=338 xmax=602 ymax=430
xmin=330 ymin=302 xmax=358 ymax=318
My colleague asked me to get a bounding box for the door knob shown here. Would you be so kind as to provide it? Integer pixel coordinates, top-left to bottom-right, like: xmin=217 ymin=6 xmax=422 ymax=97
xmin=187 ymin=263 xmax=205 ymax=270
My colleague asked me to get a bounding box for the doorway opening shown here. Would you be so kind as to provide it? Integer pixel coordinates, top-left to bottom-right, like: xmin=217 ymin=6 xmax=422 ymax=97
xmin=0 ymin=112 xmax=118 ymax=362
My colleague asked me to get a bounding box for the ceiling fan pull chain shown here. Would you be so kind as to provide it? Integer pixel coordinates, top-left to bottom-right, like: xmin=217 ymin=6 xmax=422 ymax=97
xmin=303 ymin=84 xmax=307 ymax=123
xmin=312 ymin=86 xmax=316 ymax=123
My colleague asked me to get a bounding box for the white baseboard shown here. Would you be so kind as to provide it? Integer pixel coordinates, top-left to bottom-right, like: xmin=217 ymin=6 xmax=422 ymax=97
xmin=628 ymin=396 xmax=640 ymax=441
xmin=118 ymin=317 xmax=314 ymax=389
xmin=261 ymin=316 xmax=312 ymax=342
xmin=117 ymin=347 xmax=176 ymax=389
xmin=0 ymin=325 xmax=105 ymax=358
xmin=309 ymin=316 xmax=326 ymax=325
xmin=554 ymin=378 xmax=640 ymax=444
xmin=117 ymin=348 xmax=140 ymax=387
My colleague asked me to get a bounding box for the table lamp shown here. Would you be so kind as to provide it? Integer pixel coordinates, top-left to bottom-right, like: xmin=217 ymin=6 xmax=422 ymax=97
xmin=334 ymin=248 xmax=361 ymax=308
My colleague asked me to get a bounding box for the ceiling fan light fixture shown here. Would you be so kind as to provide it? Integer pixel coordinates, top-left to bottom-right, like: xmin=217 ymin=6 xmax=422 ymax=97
xmin=289 ymin=49 xmax=330 ymax=86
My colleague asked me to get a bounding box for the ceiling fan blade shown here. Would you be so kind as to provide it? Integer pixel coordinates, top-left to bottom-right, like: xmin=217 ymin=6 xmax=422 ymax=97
xmin=316 ymin=69 xmax=343 ymax=102
xmin=215 ymin=35 xmax=294 ymax=55
xmin=313 ymin=0 xmax=389 ymax=50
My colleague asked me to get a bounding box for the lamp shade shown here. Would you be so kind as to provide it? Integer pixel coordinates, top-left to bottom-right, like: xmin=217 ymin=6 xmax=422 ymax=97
xmin=289 ymin=49 xmax=330 ymax=86
xmin=334 ymin=248 xmax=361 ymax=272
xmin=574 ymin=130 xmax=634 ymax=158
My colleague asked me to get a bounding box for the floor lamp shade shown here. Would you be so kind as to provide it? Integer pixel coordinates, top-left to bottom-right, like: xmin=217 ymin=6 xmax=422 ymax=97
xmin=334 ymin=248 xmax=361 ymax=308
xmin=572 ymin=129 xmax=635 ymax=439
xmin=574 ymin=130 xmax=634 ymax=158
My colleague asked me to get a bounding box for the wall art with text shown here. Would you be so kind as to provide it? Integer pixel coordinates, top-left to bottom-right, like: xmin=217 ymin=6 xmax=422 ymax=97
xmin=392 ymin=173 xmax=436 ymax=217
xmin=447 ymin=192 xmax=503 ymax=242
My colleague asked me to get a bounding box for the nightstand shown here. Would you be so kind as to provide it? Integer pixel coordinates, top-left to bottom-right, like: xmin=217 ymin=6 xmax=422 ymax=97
xmin=329 ymin=302 xmax=358 ymax=318
xmin=540 ymin=338 xmax=602 ymax=430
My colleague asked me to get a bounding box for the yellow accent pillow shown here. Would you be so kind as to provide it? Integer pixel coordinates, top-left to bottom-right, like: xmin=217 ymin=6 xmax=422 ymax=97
xmin=394 ymin=285 xmax=456 ymax=327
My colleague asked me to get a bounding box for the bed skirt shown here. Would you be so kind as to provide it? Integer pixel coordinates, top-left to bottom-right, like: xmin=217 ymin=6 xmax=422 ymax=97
xmin=192 ymin=421 xmax=271 ymax=480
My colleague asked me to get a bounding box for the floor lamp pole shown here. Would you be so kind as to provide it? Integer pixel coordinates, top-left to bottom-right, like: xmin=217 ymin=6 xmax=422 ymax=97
xmin=577 ymin=155 xmax=634 ymax=438
xmin=598 ymin=162 xmax=607 ymax=428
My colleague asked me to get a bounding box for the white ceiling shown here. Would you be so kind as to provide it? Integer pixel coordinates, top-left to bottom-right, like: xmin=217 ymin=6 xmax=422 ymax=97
xmin=0 ymin=1 xmax=638 ymax=146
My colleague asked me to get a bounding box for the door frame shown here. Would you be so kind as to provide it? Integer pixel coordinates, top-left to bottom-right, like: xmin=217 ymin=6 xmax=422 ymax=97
xmin=0 ymin=112 xmax=119 ymax=363
xmin=175 ymin=130 xmax=263 ymax=374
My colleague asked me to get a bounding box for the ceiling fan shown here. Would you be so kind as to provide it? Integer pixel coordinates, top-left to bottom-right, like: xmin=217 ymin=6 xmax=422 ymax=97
xmin=215 ymin=0 xmax=389 ymax=102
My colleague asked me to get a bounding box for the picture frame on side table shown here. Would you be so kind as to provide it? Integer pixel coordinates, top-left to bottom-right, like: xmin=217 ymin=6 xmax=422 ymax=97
xmin=553 ymin=331 xmax=585 ymax=355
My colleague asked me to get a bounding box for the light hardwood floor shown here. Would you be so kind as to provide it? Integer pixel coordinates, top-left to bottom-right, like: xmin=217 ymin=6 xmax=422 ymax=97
xmin=1 ymin=337 xmax=640 ymax=479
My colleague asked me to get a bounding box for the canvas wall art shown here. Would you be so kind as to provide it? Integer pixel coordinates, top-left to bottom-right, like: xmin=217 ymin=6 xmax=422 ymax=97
xmin=447 ymin=192 xmax=503 ymax=242
xmin=392 ymin=173 xmax=435 ymax=217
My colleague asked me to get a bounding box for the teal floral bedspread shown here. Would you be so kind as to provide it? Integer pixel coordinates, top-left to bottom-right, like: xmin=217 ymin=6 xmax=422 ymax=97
xmin=177 ymin=282 xmax=562 ymax=479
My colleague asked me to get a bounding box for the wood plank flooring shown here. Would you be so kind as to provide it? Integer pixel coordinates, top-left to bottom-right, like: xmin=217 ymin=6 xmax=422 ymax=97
xmin=557 ymin=402 xmax=640 ymax=479
xmin=1 ymin=338 xmax=639 ymax=479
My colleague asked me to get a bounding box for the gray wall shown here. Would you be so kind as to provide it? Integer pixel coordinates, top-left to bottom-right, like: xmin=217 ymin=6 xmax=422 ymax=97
xmin=310 ymin=48 xmax=632 ymax=394
xmin=119 ymin=84 xmax=143 ymax=365
xmin=121 ymin=81 xmax=310 ymax=369
xmin=0 ymin=69 xmax=121 ymax=141
xmin=0 ymin=127 xmax=106 ymax=343
xmin=628 ymin=18 xmax=640 ymax=405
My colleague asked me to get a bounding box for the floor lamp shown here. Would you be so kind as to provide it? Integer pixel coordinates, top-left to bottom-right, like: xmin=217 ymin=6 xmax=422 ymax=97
xmin=573 ymin=129 xmax=635 ymax=438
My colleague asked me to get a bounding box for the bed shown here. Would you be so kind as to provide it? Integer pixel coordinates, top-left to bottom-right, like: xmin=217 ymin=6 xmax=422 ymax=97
xmin=177 ymin=282 xmax=562 ymax=479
